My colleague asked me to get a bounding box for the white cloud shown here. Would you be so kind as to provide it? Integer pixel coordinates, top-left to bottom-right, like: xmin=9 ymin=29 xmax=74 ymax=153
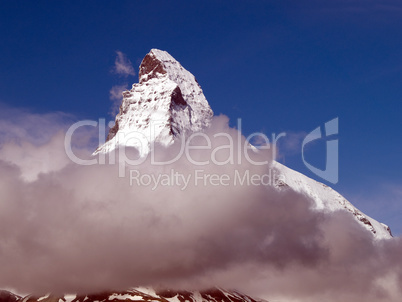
xmin=109 ymin=84 xmax=128 ymax=116
xmin=113 ymin=51 xmax=135 ymax=77
xmin=0 ymin=103 xmax=73 ymax=146
xmin=1 ymin=111 xmax=402 ymax=301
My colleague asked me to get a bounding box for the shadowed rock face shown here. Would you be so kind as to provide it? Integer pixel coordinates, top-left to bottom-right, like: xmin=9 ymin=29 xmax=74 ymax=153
xmin=0 ymin=290 xmax=20 ymax=302
xmin=139 ymin=52 xmax=167 ymax=83
xmin=171 ymin=86 xmax=187 ymax=107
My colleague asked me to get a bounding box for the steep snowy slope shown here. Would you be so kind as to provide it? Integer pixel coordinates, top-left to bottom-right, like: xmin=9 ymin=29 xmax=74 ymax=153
xmin=273 ymin=162 xmax=392 ymax=239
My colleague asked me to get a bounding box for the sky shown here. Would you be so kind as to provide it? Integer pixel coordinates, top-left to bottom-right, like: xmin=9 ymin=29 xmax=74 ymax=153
xmin=3 ymin=0 xmax=399 ymax=232
xmin=0 ymin=1 xmax=402 ymax=298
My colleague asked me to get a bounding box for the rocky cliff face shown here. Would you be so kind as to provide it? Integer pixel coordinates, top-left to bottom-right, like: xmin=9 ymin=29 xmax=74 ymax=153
xmin=0 ymin=290 xmax=20 ymax=302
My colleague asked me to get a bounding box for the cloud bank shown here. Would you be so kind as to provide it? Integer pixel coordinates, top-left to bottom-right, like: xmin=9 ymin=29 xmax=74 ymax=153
xmin=0 ymin=110 xmax=402 ymax=302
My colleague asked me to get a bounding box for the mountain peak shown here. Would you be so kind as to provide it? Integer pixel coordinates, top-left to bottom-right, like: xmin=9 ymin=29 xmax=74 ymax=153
xmin=93 ymin=49 xmax=392 ymax=239
xmin=94 ymin=49 xmax=213 ymax=156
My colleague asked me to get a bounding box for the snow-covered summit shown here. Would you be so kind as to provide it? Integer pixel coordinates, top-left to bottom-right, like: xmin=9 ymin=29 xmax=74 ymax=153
xmin=94 ymin=49 xmax=213 ymax=156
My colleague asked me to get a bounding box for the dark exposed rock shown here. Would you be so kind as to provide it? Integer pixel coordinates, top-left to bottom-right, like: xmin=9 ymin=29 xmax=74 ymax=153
xmin=0 ymin=290 xmax=20 ymax=302
xmin=139 ymin=52 xmax=167 ymax=83
xmin=171 ymin=86 xmax=187 ymax=107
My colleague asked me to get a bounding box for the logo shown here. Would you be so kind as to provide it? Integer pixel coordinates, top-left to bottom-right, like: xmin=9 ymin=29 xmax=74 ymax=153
xmin=302 ymin=118 xmax=339 ymax=184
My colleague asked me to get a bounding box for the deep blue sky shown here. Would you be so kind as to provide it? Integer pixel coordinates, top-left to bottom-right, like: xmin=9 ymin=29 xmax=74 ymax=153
xmin=0 ymin=1 xmax=401 ymax=233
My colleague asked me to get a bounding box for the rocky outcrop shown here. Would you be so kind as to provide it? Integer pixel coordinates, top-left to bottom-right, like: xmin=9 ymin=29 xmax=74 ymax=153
xmin=13 ymin=288 xmax=265 ymax=302
xmin=0 ymin=290 xmax=20 ymax=302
